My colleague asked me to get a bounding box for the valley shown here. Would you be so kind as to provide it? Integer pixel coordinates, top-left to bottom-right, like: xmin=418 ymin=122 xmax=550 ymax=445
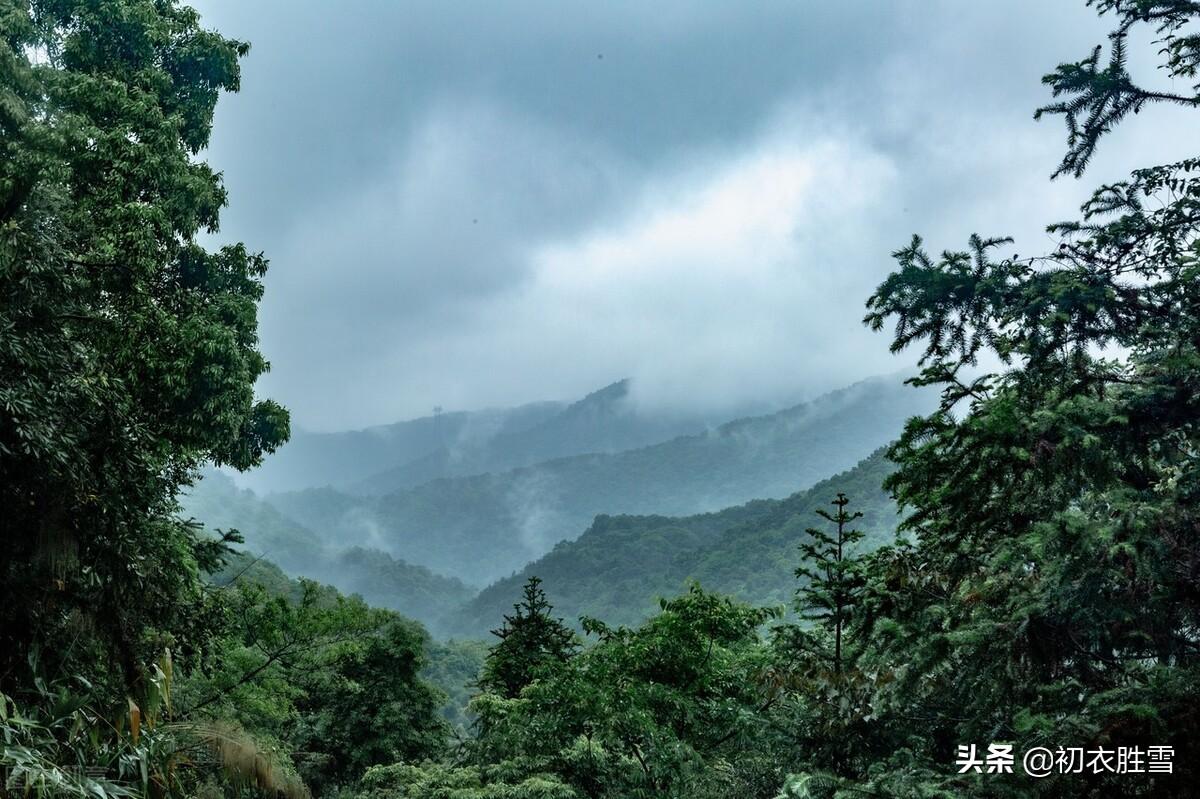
xmin=181 ymin=373 xmax=934 ymax=637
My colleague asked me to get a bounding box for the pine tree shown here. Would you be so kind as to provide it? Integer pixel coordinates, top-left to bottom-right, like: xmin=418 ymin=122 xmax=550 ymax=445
xmin=479 ymin=577 xmax=578 ymax=699
xmin=850 ymin=1 xmax=1200 ymax=794
xmin=795 ymin=494 xmax=866 ymax=677
xmin=769 ymin=495 xmax=876 ymax=784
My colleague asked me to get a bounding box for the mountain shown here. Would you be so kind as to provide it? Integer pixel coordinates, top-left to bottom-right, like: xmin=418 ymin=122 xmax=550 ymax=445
xmin=448 ymin=449 xmax=899 ymax=636
xmin=350 ymin=379 xmax=729 ymax=494
xmin=179 ymin=472 xmax=473 ymax=634
xmin=232 ymin=379 xmax=745 ymax=497
xmin=266 ymin=375 xmax=936 ymax=586
xmin=229 ymin=400 xmax=565 ymax=495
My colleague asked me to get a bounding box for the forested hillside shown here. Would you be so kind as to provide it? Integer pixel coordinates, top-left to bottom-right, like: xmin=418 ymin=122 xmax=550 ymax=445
xmin=451 ymin=449 xmax=898 ymax=634
xmin=269 ymin=375 xmax=936 ymax=585
xmin=181 ymin=472 xmax=474 ymax=632
xmin=349 ymin=379 xmax=735 ymax=494
xmin=5 ymin=1 xmax=1197 ymax=797
xmin=233 ymin=400 xmax=564 ymax=495
xmin=238 ymin=379 xmax=751 ymax=497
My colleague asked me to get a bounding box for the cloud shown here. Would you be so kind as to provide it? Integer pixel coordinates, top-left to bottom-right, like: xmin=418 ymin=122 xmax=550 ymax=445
xmin=254 ymin=107 xmax=908 ymax=423
xmin=242 ymin=96 xmax=642 ymax=418
xmin=190 ymin=0 xmax=1194 ymax=430
xmin=518 ymin=125 xmax=901 ymax=413
xmin=260 ymin=97 xmax=631 ymax=341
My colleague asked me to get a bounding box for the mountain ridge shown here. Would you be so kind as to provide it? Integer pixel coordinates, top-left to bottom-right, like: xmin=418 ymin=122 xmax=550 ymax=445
xmin=230 ymin=399 xmax=567 ymax=495
xmin=348 ymin=378 xmax=745 ymax=495
xmin=447 ymin=448 xmax=900 ymax=636
xmin=266 ymin=374 xmax=936 ymax=585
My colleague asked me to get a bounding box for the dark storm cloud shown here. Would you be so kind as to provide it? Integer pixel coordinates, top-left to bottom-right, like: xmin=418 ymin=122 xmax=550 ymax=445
xmin=191 ymin=0 xmax=1194 ymax=429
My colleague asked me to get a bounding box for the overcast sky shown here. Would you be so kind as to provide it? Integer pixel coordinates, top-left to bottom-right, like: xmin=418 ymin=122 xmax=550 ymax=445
xmin=191 ymin=0 xmax=1195 ymax=431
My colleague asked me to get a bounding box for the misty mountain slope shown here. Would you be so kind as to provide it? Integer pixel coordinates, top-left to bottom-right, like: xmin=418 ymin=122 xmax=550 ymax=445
xmin=267 ymin=375 xmax=936 ymax=586
xmin=448 ymin=449 xmax=899 ymax=636
xmin=350 ymin=379 xmax=739 ymax=495
xmin=181 ymin=471 xmax=327 ymax=564
xmin=179 ymin=472 xmax=473 ymax=633
xmin=231 ymin=400 xmax=565 ymax=495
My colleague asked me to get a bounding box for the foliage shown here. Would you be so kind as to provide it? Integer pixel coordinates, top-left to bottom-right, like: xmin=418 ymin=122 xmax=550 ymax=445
xmin=421 ymin=639 xmax=488 ymax=731
xmin=1034 ymin=0 xmax=1200 ymax=178
xmin=0 ymin=664 xmax=309 ymax=799
xmin=453 ymin=450 xmax=900 ymax=636
xmin=479 ymin=578 xmax=579 ymax=700
xmin=459 ymin=584 xmax=783 ymax=799
xmin=181 ymin=567 xmax=449 ymax=794
xmin=766 ymin=496 xmax=881 ymax=783
xmin=830 ymin=0 xmax=1200 ymax=794
xmin=1 ymin=508 xmax=453 ymax=799
xmin=351 ymin=762 xmax=576 ymax=799
xmin=1 ymin=687 xmax=139 ymax=799
xmin=791 ymin=494 xmax=867 ymax=676
xmin=0 ymin=0 xmax=287 ymax=706
xmin=0 ymin=2 xmax=466 ymax=797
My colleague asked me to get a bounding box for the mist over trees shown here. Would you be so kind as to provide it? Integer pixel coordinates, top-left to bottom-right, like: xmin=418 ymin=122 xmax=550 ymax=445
xmin=263 ymin=376 xmax=936 ymax=587
xmin=2 ymin=1 xmax=1198 ymax=798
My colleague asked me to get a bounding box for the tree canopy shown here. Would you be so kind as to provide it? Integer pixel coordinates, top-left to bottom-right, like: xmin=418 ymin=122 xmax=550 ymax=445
xmin=1 ymin=0 xmax=288 ymax=703
xmin=4 ymin=1 xmax=1197 ymax=798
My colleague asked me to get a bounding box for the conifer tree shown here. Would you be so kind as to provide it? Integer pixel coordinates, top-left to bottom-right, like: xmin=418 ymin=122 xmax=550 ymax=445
xmin=770 ymin=495 xmax=876 ymax=785
xmin=479 ymin=577 xmax=578 ymax=699
xmin=848 ymin=0 xmax=1200 ymax=794
xmin=794 ymin=494 xmax=866 ymax=677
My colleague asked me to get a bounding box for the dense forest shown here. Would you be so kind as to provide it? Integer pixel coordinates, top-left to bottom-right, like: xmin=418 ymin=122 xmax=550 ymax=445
xmin=449 ymin=449 xmax=899 ymax=635
xmin=2 ymin=1 xmax=1199 ymax=798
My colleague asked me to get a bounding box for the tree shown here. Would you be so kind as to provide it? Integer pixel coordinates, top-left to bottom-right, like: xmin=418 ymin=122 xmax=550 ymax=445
xmin=770 ymin=496 xmax=878 ymax=785
xmin=847 ymin=0 xmax=1200 ymax=794
xmin=291 ymin=613 xmax=448 ymax=791
xmin=1034 ymin=0 xmax=1200 ymax=179
xmin=179 ymin=567 xmax=450 ymax=795
xmin=480 ymin=577 xmax=579 ymax=699
xmin=792 ymin=494 xmax=866 ymax=677
xmin=469 ymin=586 xmax=780 ymax=799
xmin=353 ymin=762 xmax=577 ymax=799
xmin=0 ymin=0 xmax=288 ymax=705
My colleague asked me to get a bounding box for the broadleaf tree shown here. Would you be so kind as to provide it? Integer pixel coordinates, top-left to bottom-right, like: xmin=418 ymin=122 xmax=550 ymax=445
xmin=0 ymin=0 xmax=288 ymax=705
